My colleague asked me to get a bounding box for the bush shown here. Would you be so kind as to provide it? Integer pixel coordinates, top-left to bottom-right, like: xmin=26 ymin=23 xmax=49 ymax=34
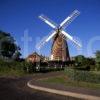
xmin=74 ymin=55 xmax=95 ymax=71
xmin=0 ymin=59 xmax=65 ymax=76
xmin=64 ymin=68 xmax=100 ymax=84
xmin=0 ymin=60 xmax=37 ymax=76
xmin=0 ymin=60 xmax=25 ymax=76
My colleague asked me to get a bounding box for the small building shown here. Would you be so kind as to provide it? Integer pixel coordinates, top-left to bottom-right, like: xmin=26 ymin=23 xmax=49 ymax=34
xmin=26 ymin=52 xmax=41 ymax=63
xmin=26 ymin=52 xmax=49 ymax=63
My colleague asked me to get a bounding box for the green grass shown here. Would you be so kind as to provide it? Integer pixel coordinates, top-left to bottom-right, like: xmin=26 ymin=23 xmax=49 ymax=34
xmin=41 ymin=76 xmax=100 ymax=89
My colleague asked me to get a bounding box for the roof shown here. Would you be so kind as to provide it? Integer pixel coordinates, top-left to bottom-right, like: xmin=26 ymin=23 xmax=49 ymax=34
xmin=27 ymin=52 xmax=41 ymax=58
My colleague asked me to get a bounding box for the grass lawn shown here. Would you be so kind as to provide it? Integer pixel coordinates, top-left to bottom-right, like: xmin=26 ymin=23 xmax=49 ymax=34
xmin=40 ymin=76 xmax=100 ymax=89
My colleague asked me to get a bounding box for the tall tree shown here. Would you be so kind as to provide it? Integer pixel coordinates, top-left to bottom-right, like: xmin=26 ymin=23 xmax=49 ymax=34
xmin=0 ymin=30 xmax=21 ymax=60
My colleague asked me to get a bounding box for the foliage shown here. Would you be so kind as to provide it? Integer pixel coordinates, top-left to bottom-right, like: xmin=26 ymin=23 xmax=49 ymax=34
xmin=95 ymin=50 xmax=100 ymax=70
xmin=0 ymin=59 xmax=65 ymax=76
xmin=75 ymin=55 xmax=85 ymax=63
xmin=41 ymin=76 xmax=100 ymax=89
xmin=74 ymin=55 xmax=95 ymax=70
xmin=0 ymin=30 xmax=21 ymax=60
xmin=95 ymin=50 xmax=100 ymax=58
xmin=0 ymin=60 xmax=24 ymax=76
xmin=0 ymin=59 xmax=37 ymax=76
xmin=64 ymin=68 xmax=100 ymax=84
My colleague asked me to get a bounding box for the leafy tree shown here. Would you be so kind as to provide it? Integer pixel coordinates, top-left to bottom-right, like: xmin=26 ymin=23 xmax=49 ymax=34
xmin=95 ymin=50 xmax=100 ymax=58
xmin=0 ymin=30 xmax=21 ymax=60
xmin=95 ymin=50 xmax=100 ymax=70
xmin=12 ymin=48 xmax=21 ymax=61
xmin=85 ymin=58 xmax=95 ymax=65
xmin=75 ymin=55 xmax=85 ymax=64
xmin=74 ymin=55 xmax=95 ymax=70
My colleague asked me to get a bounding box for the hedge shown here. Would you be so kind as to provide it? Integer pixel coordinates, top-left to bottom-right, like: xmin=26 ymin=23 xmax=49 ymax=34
xmin=64 ymin=68 xmax=100 ymax=84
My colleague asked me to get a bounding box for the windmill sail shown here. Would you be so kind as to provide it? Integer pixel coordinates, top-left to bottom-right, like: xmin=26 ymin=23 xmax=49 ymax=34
xmin=39 ymin=14 xmax=57 ymax=29
xmin=60 ymin=10 xmax=80 ymax=29
xmin=61 ymin=30 xmax=82 ymax=48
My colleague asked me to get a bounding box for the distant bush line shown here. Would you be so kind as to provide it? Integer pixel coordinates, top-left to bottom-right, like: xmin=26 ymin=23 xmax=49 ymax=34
xmin=0 ymin=60 xmax=65 ymax=76
xmin=0 ymin=57 xmax=100 ymax=77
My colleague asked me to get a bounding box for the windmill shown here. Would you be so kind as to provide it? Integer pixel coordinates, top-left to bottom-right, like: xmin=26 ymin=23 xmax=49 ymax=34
xmin=36 ymin=10 xmax=82 ymax=61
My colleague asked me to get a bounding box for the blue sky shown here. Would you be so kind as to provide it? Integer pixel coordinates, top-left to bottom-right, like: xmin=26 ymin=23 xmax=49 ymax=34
xmin=0 ymin=0 xmax=100 ymax=58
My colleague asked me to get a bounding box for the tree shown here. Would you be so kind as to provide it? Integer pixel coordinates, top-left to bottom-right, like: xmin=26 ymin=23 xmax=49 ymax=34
xmin=75 ymin=55 xmax=85 ymax=64
xmin=12 ymin=47 xmax=21 ymax=61
xmin=95 ymin=50 xmax=100 ymax=70
xmin=74 ymin=55 xmax=95 ymax=70
xmin=0 ymin=30 xmax=21 ymax=60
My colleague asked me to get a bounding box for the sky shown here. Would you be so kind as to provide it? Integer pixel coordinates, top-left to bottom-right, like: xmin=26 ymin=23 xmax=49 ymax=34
xmin=0 ymin=0 xmax=100 ymax=58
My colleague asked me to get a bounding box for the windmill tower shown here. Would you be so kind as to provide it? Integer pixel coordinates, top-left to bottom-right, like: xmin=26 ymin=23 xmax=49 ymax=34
xmin=36 ymin=10 xmax=82 ymax=61
xmin=51 ymin=30 xmax=70 ymax=61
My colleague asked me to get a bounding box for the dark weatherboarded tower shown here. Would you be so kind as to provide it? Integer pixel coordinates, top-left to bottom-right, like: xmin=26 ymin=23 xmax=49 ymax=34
xmin=51 ymin=31 xmax=70 ymax=61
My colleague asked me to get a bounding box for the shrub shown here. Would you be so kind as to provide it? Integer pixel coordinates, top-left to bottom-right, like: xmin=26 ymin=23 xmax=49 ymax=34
xmin=64 ymin=68 xmax=100 ymax=84
xmin=0 ymin=60 xmax=36 ymax=76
